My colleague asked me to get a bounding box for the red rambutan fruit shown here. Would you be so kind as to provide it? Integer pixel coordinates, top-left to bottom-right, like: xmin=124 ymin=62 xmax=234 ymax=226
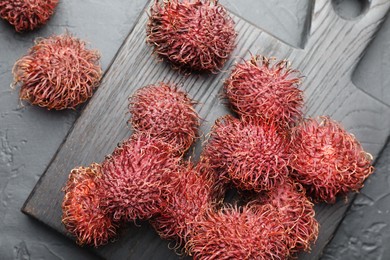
xmin=146 ymin=0 xmax=237 ymax=72
xmin=262 ymin=179 xmax=319 ymax=254
xmin=186 ymin=203 xmax=289 ymax=259
xmin=100 ymin=134 xmax=180 ymax=222
xmin=62 ymin=163 xmax=118 ymax=247
xmin=201 ymin=115 xmax=290 ymax=192
xmin=13 ymin=33 xmax=102 ymax=110
xmin=129 ymin=83 xmax=200 ymax=154
xmin=225 ymin=55 xmax=304 ymax=128
xmin=150 ymin=162 xmax=225 ymax=247
xmin=0 ymin=0 xmax=58 ymax=32
xmin=290 ymin=116 xmax=374 ymax=203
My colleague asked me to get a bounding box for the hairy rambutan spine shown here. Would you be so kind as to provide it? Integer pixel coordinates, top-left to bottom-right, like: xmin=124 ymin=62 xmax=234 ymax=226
xmin=225 ymin=55 xmax=304 ymax=128
xmin=263 ymin=179 xmax=319 ymax=254
xmin=146 ymin=0 xmax=237 ymax=72
xmin=13 ymin=33 xmax=102 ymax=110
xmin=151 ymin=162 xmax=225 ymax=248
xmin=0 ymin=0 xmax=58 ymax=32
xmin=201 ymin=115 xmax=290 ymax=192
xmin=62 ymin=164 xmax=118 ymax=247
xmin=290 ymin=116 xmax=374 ymax=203
xmin=129 ymin=83 xmax=200 ymax=154
xmin=100 ymin=134 xmax=181 ymax=222
xmin=186 ymin=203 xmax=289 ymax=259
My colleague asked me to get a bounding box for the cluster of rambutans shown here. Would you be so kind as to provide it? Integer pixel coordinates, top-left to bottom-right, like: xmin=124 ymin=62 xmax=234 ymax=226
xmin=2 ymin=0 xmax=363 ymax=257
xmin=62 ymin=83 xmax=206 ymax=248
xmin=61 ymin=1 xmax=374 ymax=259
xmin=187 ymin=55 xmax=373 ymax=259
xmin=2 ymin=0 xmax=375 ymax=257
xmin=62 ymin=55 xmax=374 ymax=259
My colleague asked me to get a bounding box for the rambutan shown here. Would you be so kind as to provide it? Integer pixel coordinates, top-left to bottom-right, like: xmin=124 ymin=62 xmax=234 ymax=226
xmin=100 ymin=134 xmax=180 ymax=222
xmin=290 ymin=116 xmax=374 ymax=203
xmin=186 ymin=203 xmax=289 ymax=259
xmin=201 ymin=115 xmax=290 ymax=192
xmin=146 ymin=0 xmax=237 ymax=72
xmin=0 ymin=0 xmax=58 ymax=32
xmin=129 ymin=83 xmax=200 ymax=154
xmin=13 ymin=33 xmax=102 ymax=110
xmin=62 ymin=164 xmax=118 ymax=247
xmin=262 ymin=179 xmax=319 ymax=254
xmin=150 ymin=162 xmax=225 ymax=247
xmin=225 ymin=55 xmax=304 ymax=128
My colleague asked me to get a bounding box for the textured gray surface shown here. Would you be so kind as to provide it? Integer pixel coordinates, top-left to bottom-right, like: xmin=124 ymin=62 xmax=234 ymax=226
xmin=1 ymin=0 xmax=389 ymax=259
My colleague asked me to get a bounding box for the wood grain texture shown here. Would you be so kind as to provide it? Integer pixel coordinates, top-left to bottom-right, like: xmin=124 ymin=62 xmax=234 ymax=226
xmin=221 ymin=0 xmax=313 ymax=48
xmin=22 ymin=0 xmax=390 ymax=259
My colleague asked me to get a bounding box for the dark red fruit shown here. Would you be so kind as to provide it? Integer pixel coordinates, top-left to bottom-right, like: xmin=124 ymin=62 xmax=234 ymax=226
xmin=13 ymin=33 xmax=102 ymax=110
xmin=62 ymin=164 xmax=118 ymax=247
xmin=201 ymin=115 xmax=290 ymax=192
xmin=225 ymin=55 xmax=304 ymax=128
xmin=186 ymin=203 xmax=289 ymax=259
xmin=0 ymin=0 xmax=58 ymax=32
xmin=151 ymin=162 xmax=225 ymax=247
xmin=100 ymin=134 xmax=180 ymax=222
xmin=129 ymin=83 xmax=200 ymax=154
xmin=263 ymin=179 xmax=318 ymax=254
xmin=146 ymin=0 xmax=237 ymax=72
xmin=290 ymin=116 xmax=374 ymax=203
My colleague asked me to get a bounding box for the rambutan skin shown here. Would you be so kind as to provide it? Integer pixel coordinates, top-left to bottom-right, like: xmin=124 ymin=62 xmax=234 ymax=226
xmin=290 ymin=116 xmax=374 ymax=203
xmin=150 ymin=162 xmax=225 ymax=246
xmin=129 ymin=83 xmax=200 ymax=154
xmin=62 ymin=164 xmax=118 ymax=247
xmin=0 ymin=0 xmax=58 ymax=32
xmin=13 ymin=33 xmax=102 ymax=110
xmin=146 ymin=0 xmax=237 ymax=72
xmin=225 ymin=55 xmax=304 ymax=128
xmin=186 ymin=203 xmax=289 ymax=259
xmin=262 ymin=179 xmax=319 ymax=254
xmin=100 ymin=134 xmax=180 ymax=222
xmin=201 ymin=115 xmax=290 ymax=192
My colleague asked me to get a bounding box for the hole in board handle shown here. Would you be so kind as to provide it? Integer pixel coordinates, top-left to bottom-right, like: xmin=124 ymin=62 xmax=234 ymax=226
xmin=332 ymin=0 xmax=370 ymax=20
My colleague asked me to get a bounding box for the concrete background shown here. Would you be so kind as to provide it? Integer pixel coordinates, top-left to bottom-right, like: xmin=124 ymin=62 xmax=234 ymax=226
xmin=0 ymin=0 xmax=389 ymax=259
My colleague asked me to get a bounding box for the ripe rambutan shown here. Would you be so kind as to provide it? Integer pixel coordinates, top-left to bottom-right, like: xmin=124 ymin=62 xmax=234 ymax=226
xmin=186 ymin=203 xmax=289 ymax=259
xmin=290 ymin=116 xmax=374 ymax=203
xmin=0 ymin=0 xmax=58 ymax=32
xmin=13 ymin=33 xmax=102 ymax=110
xmin=62 ymin=164 xmax=118 ymax=247
xmin=100 ymin=134 xmax=180 ymax=222
xmin=262 ymin=179 xmax=319 ymax=254
xmin=225 ymin=55 xmax=304 ymax=128
xmin=201 ymin=115 xmax=290 ymax=192
xmin=150 ymin=162 xmax=225 ymax=247
xmin=129 ymin=83 xmax=200 ymax=154
xmin=146 ymin=0 xmax=237 ymax=72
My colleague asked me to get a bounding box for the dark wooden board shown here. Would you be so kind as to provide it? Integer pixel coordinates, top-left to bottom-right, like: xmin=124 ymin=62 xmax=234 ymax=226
xmin=22 ymin=0 xmax=390 ymax=259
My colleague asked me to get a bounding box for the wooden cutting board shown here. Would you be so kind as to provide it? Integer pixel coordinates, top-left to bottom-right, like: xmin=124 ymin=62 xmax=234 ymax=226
xmin=22 ymin=0 xmax=390 ymax=259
